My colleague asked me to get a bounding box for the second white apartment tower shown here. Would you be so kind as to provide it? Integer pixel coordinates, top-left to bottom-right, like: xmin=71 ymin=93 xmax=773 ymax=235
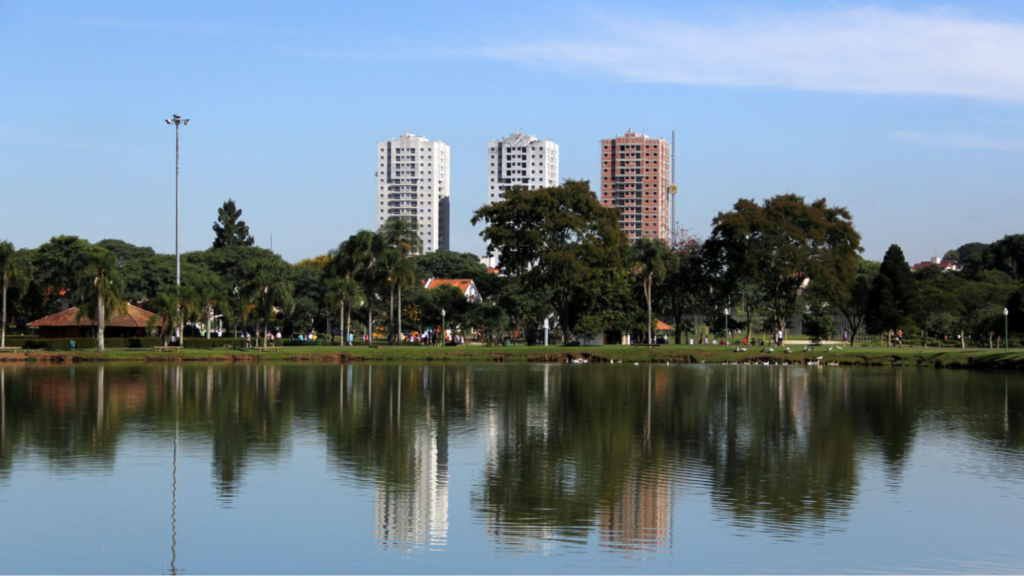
xmin=487 ymin=131 xmax=559 ymax=203
xmin=377 ymin=133 xmax=450 ymax=253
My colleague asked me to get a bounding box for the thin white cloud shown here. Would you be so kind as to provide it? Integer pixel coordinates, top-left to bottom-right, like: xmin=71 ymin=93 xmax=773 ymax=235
xmin=480 ymin=6 xmax=1024 ymax=103
xmin=891 ymin=130 xmax=1024 ymax=151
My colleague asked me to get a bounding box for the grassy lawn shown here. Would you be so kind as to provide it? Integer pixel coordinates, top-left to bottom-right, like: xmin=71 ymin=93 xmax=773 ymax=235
xmin=3 ymin=343 xmax=1024 ymax=370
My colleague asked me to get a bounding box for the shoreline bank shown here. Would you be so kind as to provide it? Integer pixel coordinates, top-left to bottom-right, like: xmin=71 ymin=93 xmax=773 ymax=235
xmin=2 ymin=345 xmax=1023 ymax=371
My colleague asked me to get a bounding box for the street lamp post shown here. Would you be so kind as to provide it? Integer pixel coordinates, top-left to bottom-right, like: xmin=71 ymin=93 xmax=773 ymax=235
xmin=724 ymin=307 xmax=730 ymax=345
xmin=165 ymin=114 xmax=188 ymax=341
xmin=1004 ymin=307 xmax=1009 ymax=350
xmin=441 ymin=309 xmax=446 ymax=347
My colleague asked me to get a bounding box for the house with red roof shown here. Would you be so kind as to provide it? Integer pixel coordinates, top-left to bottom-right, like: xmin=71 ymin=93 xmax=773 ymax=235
xmin=422 ymin=278 xmax=483 ymax=303
xmin=911 ymin=257 xmax=962 ymax=273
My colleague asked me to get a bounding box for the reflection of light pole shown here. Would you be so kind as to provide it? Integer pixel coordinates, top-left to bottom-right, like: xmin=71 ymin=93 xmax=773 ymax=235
xmin=165 ymin=114 xmax=189 ymax=342
xmin=441 ymin=309 xmax=446 ymax=347
xmin=1004 ymin=307 xmax=1009 ymax=350
xmin=170 ymin=366 xmax=180 ymax=575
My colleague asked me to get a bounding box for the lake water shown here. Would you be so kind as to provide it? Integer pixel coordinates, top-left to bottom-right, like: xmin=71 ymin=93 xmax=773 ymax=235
xmin=0 ymin=363 xmax=1022 ymax=574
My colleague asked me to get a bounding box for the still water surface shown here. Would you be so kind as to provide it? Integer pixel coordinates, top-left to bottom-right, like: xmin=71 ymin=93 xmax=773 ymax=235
xmin=0 ymin=363 xmax=1023 ymax=574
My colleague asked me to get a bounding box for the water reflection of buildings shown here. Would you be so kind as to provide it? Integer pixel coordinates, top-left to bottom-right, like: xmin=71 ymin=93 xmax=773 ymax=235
xmin=374 ymin=421 xmax=449 ymax=551
xmin=356 ymin=365 xmax=450 ymax=552
xmin=598 ymin=470 xmax=673 ymax=553
xmin=598 ymin=366 xmax=675 ymax=554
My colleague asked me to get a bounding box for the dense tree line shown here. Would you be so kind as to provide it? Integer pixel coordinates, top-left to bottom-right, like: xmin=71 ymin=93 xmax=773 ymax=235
xmin=3 ymin=187 xmax=1024 ymax=348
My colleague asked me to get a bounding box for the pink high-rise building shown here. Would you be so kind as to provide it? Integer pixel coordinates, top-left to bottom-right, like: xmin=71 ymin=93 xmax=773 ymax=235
xmin=600 ymin=130 xmax=671 ymax=242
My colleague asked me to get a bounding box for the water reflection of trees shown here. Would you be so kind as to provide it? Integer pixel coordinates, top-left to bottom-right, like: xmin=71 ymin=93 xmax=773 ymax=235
xmin=2 ymin=363 xmax=1024 ymax=544
xmin=0 ymin=364 xmax=292 ymax=501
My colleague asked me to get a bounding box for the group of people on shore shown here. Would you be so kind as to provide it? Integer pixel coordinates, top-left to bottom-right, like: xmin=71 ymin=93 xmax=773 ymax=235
xmin=242 ymin=329 xmax=284 ymax=348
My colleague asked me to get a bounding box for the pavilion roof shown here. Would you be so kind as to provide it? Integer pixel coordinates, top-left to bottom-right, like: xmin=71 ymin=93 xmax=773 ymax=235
xmin=28 ymin=303 xmax=160 ymax=328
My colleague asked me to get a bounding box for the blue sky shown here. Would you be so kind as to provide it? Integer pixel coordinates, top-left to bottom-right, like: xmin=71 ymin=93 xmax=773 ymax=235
xmin=3 ymin=0 xmax=1024 ymax=264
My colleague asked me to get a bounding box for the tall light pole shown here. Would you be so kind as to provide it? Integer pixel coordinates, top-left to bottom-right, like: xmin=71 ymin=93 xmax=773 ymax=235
xmin=724 ymin=307 xmax=730 ymax=345
xmin=165 ymin=115 xmax=188 ymax=341
xmin=441 ymin=309 xmax=446 ymax=347
xmin=1004 ymin=307 xmax=1009 ymax=350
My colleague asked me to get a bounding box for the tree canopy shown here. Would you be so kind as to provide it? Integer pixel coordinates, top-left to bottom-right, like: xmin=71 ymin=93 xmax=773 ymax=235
xmin=472 ymin=180 xmax=630 ymax=341
xmin=212 ymin=199 xmax=255 ymax=248
xmin=867 ymin=245 xmax=919 ymax=342
xmin=705 ymin=194 xmax=862 ymax=335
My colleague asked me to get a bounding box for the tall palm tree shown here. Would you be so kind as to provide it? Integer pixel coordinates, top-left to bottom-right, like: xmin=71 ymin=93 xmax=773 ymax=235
xmin=380 ymin=219 xmax=423 ymax=345
xmin=377 ymin=247 xmax=402 ymax=344
xmin=146 ymin=289 xmax=199 ymax=346
xmin=241 ymin=258 xmax=294 ymax=348
xmin=0 ymin=241 xmax=30 ymax=349
xmin=630 ymin=238 xmax=670 ymax=345
xmin=332 ymin=230 xmax=385 ymax=345
xmin=394 ymin=258 xmax=419 ymax=345
xmin=190 ymin=275 xmax=224 ymax=339
xmin=324 ymin=278 xmax=362 ymax=346
xmin=76 ymin=248 xmax=127 ymax=353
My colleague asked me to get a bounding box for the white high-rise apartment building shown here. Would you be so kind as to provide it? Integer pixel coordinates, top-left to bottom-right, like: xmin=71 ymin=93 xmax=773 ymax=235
xmin=482 ymin=132 xmax=559 ymax=268
xmin=487 ymin=131 xmax=559 ymax=203
xmin=377 ymin=133 xmax=450 ymax=254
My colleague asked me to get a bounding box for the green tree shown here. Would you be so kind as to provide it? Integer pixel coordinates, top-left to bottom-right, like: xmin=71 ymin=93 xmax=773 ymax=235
xmin=189 ymin=273 xmax=225 ymax=339
xmin=867 ymin=245 xmax=919 ymax=346
xmin=472 ymin=180 xmax=630 ymax=343
xmin=411 ymin=251 xmax=487 ymax=278
xmin=660 ymin=237 xmax=710 ymax=345
xmin=212 ymin=199 xmax=255 ymax=248
xmin=915 ymin=283 xmax=962 ymax=347
xmin=290 ymin=297 xmax=319 ymax=335
xmin=95 ymin=239 xmax=156 ymax=265
xmin=145 ymin=288 xmax=199 ymax=346
xmin=493 ymin=281 xmax=552 ymax=345
xmin=288 ymin=263 xmax=327 ymax=334
xmin=705 ymin=195 xmax=862 ymax=338
xmin=832 ymin=259 xmax=878 ymax=346
xmin=241 ymin=258 xmax=295 ymax=347
xmin=1 ymin=241 xmax=32 ymax=348
xmin=629 ymin=238 xmax=670 ymax=344
xmin=469 ymin=303 xmax=510 ymax=345
xmin=324 ymin=278 xmax=362 ymax=345
xmin=380 ymin=218 xmax=424 ymax=345
xmin=954 ymin=242 xmax=989 ymax=263
xmin=32 ymin=235 xmax=94 ymax=313
xmin=988 ymin=234 xmax=1024 ymax=280
xmin=75 ymin=247 xmax=127 ymax=352
xmin=803 ymin=301 xmax=835 ymax=345
xmin=332 ymin=231 xmax=386 ymax=344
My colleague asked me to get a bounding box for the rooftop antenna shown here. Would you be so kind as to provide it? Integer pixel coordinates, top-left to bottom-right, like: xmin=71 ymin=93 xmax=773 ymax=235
xmin=670 ymin=130 xmax=678 ymax=244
